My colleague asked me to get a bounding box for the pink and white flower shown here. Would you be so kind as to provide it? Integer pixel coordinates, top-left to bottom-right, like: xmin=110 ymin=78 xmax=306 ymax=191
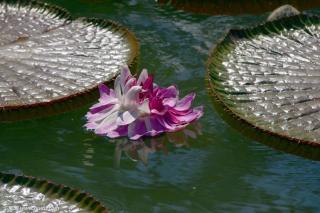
xmin=85 ymin=67 xmax=203 ymax=140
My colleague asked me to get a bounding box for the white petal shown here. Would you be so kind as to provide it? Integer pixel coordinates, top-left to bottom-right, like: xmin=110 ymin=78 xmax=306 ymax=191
xmin=120 ymin=66 xmax=131 ymax=86
xmin=137 ymin=69 xmax=148 ymax=85
xmin=124 ymin=78 xmax=136 ymax=93
xmin=95 ymin=109 xmax=119 ymax=133
xmin=88 ymin=104 xmax=120 ymax=123
xmin=124 ymin=85 xmax=142 ymax=106
xmin=114 ymin=75 xmax=122 ymax=99
xmin=117 ymin=110 xmax=139 ymax=125
xmin=138 ymin=99 xmax=150 ymax=114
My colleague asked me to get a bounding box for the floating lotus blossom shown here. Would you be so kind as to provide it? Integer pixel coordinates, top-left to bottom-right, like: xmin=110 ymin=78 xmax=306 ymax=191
xmin=85 ymin=67 xmax=203 ymax=140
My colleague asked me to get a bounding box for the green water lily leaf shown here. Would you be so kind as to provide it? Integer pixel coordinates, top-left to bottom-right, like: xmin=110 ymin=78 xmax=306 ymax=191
xmin=207 ymin=14 xmax=320 ymax=145
xmin=0 ymin=0 xmax=138 ymax=119
xmin=157 ymin=0 xmax=320 ymax=15
xmin=0 ymin=172 xmax=108 ymax=212
xmin=267 ymin=4 xmax=300 ymax=22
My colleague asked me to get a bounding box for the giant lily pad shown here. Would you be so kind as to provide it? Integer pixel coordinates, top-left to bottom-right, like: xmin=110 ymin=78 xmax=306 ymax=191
xmin=0 ymin=172 xmax=108 ymax=212
xmin=207 ymin=14 xmax=320 ymax=146
xmin=158 ymin=0 xmax=320 ymax=15
xmin=0 ymin=0 xmax=138 ymax=121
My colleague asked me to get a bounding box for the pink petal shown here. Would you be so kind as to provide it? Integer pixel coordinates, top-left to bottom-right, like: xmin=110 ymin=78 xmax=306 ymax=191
xmin=144 ymin=116 xmax=166 ymax=136
xmin=149 ymin=97 xmax=166 ymax=115
xmin=114 ymin=75 xmax=122 ymax=98
xmin=137 ymin=69 xmax=148 ymax=85
xmin=162 ymin=97 xmax=177 ymax=107
xmin=120 ymin=66 xmax=131 ymax=86
xmin=124 ymin=86 xmax=142 ymax=105
xmin=151 ymin=108 xmax=167 ymax=115
xmin=124 ymin=78 xmax=136 ymax=93
xmin=90 ymin=96 xmax=118 ymax=114
xmin=98 ymin=93 xmax=118 ymax=104
xmin=155 ymin=115 xmax=176 ymax=131
xmin=142 ymin=76 xmax=154 ymax=91
xmin=158 ymin=85 xmax=178 ymax=99
xmin=89 ymin=103 xmax=114 ymax=114
xmin=98 ymin=84 xmax=110 ymax=96
xmin=86 ymin=104 xmax=120 ymax=123
xmin=175 ymin=93 xmax=195 ymax=111
xmin=193 ymin=106 xmax=204 ymax=120
xmin=128 ymin=119 xmax=147 ymax=140
xmin=168 ymin=106 xmax=203 ymax=124
xmin=84 ymin=122 xmax=98 ymax=130
xmin=106 ymin=125 xmax=128 ymax=138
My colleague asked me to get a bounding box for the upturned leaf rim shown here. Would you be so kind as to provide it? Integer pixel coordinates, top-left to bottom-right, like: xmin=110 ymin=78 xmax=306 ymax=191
xmin=0 ymin=172 xmax=108 ymax=212
xmin=207 ymin=14 xmax=320 ymax=147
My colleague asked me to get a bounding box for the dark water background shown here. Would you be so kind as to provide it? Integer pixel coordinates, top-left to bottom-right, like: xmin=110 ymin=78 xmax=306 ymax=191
xmin=0 ymin=0 xmax=320 ymax=212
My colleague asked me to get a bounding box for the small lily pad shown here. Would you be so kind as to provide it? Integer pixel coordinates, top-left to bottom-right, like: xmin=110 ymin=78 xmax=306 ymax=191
xmin=207 ymin=14 xmax=320 ymax=145
xmin=0 ymin=172 xmax=108 ymax=212
xmin=0 ymin=0 xmax=138 ymax=121
xmin=158 ymin=0 xmax=320 ymax=15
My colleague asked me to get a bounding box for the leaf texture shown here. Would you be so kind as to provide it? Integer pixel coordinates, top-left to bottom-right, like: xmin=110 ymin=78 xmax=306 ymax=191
xmin=0 ymin=0 xmax=138 ymax=110
xmin=208 ymin=15 xmax=320 ymax=144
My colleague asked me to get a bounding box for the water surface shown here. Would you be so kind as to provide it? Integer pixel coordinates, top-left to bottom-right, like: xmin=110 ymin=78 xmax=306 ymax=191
xmin=1 ymin=1 xmax=320 ymax=212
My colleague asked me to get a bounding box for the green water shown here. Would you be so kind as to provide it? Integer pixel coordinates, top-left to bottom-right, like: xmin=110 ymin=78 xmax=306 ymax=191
xmin=1 ymin=1 xmax=320 ymax=212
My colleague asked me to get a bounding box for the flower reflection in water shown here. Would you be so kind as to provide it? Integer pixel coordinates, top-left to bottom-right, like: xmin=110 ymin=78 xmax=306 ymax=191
xmin=82 ymin=138 xmax=95 ymax=167
xmin=113 ymin=122 xmax=202 ymax=166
